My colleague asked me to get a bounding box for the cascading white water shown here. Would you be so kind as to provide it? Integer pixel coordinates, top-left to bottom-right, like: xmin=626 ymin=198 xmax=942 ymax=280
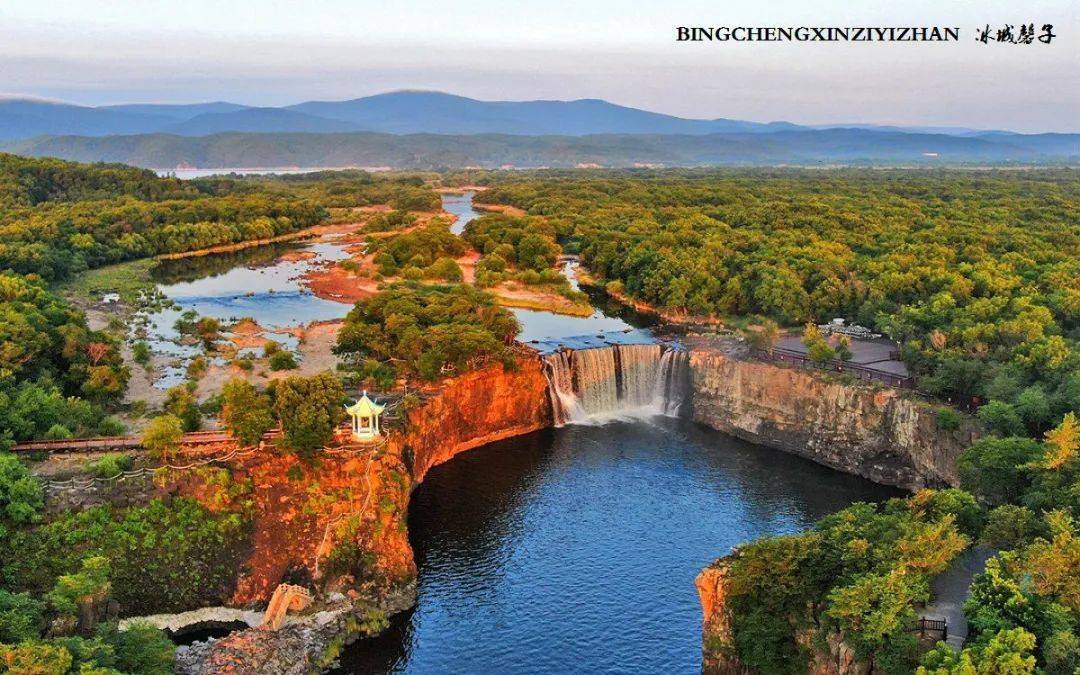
xmin=543 ymin=350 xmax=588 ymax=425
xmin=542 ymin=343 xmax=690 ymax=426
xmin=652 ymin=348 xmax=690 ymax=417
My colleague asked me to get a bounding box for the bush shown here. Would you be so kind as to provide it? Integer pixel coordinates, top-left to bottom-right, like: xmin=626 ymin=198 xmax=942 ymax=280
xmin=977 ymin=401 xmax=1026 ymax=437
xmin=88 ymin=454 xmax=132 ymax=479
xmin=43 ymin=424 xmax=72 ymax=440
xmin=0 ymin=454 xmax=43 ymax=539
xmin=981 ymin=505 xmax=1039 ymax=548
xmin=0 ymin=642 xmax=73 ymax=674
xmin=141 ymin=415 xmax=183 ymax=459
xmin=97 ymin=416 xmax=125 ymax=436
xmin=0 ymin=589 xmax=45 ymax=643
xmin=958 ymin=437 xmax=1042 ymax=506
xmin=220 ymin=379 xmax=274 ymax=446
xmin=262 ymin=340 xmax=281 ymax=357
xmin=132 ymin=341 xmax=151 ymax=366
xmin=425 ymin=257 xmax=463 ymax=282
xmin=268 ymin=350 xmax=298 ymax=371
xmin=936 ymin=407 xmax=962 ymax=432
xmin=273 ymin=373 xmax=345 ymax=455
xmin=186 ymin=355 xmax=208 ymax=379
xmin=163 ymin=385 xmax=201 ymax=431
xmin=47 ymin=556 xmax=111 ymax=618
xmin=95 ymin=622 xmax=175 ymax=675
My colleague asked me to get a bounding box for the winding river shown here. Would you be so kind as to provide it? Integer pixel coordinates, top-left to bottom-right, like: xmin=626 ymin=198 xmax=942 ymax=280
xmin=139 ymin=190 xmax=897 ymax=671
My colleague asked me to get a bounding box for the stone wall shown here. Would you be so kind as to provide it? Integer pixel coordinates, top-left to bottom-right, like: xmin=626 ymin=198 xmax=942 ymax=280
xmin=689 ymin=348 xmax=977 ymax=490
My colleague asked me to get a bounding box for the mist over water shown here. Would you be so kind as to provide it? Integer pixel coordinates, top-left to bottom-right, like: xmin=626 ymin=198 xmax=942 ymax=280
xmin=339 ymin=418 xmax=899 ymax=673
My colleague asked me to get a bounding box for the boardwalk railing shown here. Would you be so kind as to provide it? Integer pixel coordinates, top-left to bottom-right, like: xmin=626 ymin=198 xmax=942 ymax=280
xmin=12 ymin=429 xmax=277 ymax=455
xmin=912 ymin=617 xmax=948 ymax=640
xmin=750 ymin=347 xmax=915 ymax=389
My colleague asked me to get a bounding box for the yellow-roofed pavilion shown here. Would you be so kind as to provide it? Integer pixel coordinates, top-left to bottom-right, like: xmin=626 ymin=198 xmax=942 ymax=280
xmin=345 ymin=391 xmax=385 ymax=441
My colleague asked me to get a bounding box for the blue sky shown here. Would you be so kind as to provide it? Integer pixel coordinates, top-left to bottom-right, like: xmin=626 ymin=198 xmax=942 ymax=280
xmin=1 ymin=0 xmax=1076 ymax=131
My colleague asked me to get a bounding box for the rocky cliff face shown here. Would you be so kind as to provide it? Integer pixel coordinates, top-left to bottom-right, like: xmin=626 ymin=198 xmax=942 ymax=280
xmin=171 ymin=356 xmax=551 ymax=671
xmin=697 ymin=557 xmax=870 ymax=675
xmin=690 ymin=348 xmax=976 ymax=490
xmin=404 ymin=357 xmax=552 ymax=483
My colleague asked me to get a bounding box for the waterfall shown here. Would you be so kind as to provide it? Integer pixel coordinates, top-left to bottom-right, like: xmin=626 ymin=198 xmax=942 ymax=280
xmin=652 ymin=348 xmax=690 ymax=417
xmin=542 ymin=343 xmax=690 ymax=426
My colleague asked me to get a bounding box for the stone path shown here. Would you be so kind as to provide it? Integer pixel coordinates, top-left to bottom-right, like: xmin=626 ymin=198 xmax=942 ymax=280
xmin=921 ymin=544 xmax=997 ymax=648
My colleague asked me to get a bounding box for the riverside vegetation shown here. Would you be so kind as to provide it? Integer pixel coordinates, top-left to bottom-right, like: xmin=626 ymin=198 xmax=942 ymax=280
xmin=0 ymin=157 xmax=1077 ymax=672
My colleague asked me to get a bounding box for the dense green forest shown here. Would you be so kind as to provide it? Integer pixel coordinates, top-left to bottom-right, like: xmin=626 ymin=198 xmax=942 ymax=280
xmin=334 ymin=282 xmax=520 ymax=384
xmin=477 ymin=170 xmax=1079 ymax=404
xmin=461 ymin=212 xmax=586 ymax=303
xmin=471 ymin=169 xmax=1080 ymax=673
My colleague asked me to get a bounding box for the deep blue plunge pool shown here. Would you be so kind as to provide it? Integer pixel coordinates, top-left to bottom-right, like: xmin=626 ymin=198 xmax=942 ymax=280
xmin=338 ymin=417 xmax=899 ymax=674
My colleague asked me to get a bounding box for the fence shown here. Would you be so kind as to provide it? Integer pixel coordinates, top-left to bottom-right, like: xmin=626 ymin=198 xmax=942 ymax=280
xmin=912 ymin=617 xmax=948 ymax=640
xmin=12 ymin=430 xmax=273 ymax=455
xmin=750 ymin=347 xmax=914 ymax=389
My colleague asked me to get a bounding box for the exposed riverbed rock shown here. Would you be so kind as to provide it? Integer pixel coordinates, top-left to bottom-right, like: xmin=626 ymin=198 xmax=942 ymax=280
xmin=689 ymin=347 xmax=977 ymax=490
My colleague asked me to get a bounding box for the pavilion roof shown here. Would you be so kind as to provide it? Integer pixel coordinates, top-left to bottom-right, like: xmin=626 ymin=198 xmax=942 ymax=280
xmin=345 ymin=391 xmax=385 ymax=417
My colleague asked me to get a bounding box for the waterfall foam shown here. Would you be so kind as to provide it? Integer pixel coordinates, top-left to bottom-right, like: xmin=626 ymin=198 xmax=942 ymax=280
xmin=542 ymin=343 xmax=690 ymax=426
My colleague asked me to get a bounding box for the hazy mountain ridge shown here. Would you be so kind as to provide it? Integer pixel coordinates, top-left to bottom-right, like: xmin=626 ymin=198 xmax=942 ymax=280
xmin=0 ymin=90 xmax=1065 ymax=141
xmin=6 ymin=128 xmax=1077 ymax=169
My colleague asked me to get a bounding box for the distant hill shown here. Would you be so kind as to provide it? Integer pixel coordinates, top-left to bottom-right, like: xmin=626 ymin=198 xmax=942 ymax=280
xmin=0 ymin=92 xmax=800 ymax=139
xmin=0 ymin=99 xmax=169 ymax=140
xmin=165 ymin=107 xmax=363 ymax=135
xmin=285 ymin=91 xmax=795 ymax=135
xmin=2 ymin=91 xmax=1073 ymax=142
xmin=101 ymin=101 xmax=250 ymax=120
xmin=6 ymin=128 xmax=1077 ymax=169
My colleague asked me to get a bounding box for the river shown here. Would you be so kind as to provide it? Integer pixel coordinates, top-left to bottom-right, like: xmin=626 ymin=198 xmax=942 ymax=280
xmin=138 ymin=192 xmax=648 ymax=387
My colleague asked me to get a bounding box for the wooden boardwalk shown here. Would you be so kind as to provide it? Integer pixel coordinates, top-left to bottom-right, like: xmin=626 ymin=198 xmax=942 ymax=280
xmin=12 ymin=430 xmax=256 ymax=454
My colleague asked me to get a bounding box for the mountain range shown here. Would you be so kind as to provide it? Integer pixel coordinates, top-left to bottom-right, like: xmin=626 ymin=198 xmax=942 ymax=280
xmin=0 ymin=91 xmax=1076 ymax=168
xmin=0 ymin=90 xmax=1027 ymax=140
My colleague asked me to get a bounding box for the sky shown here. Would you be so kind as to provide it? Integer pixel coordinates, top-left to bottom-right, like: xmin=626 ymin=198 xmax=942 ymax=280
xmin=0 ymin=0 xmax=1077 ymax=132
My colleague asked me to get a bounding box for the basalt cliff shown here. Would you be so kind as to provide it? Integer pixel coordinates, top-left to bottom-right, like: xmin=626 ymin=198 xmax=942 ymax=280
xmin=689 ymin=344 xmax=977 ymax=491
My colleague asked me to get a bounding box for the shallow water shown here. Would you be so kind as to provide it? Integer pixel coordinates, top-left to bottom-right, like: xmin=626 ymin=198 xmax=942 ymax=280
xmin=443 ymin=191 xmax=480 ymax=236
xmin=137 ymin=192 xmax=638 ymax=386
xmin=339 ymin=417 xmax=899 ymax=673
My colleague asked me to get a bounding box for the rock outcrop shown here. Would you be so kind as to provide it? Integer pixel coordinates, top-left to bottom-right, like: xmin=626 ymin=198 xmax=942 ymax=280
xmin=404 ymin=357 xmax=552 ymax=482
xmin=690 ymin=348 xmax=977 ymax=490
xmin=697 ymin=557 xmax=870 ymax=675
xmin=175 ymin=584 xmax=416 ymax=675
